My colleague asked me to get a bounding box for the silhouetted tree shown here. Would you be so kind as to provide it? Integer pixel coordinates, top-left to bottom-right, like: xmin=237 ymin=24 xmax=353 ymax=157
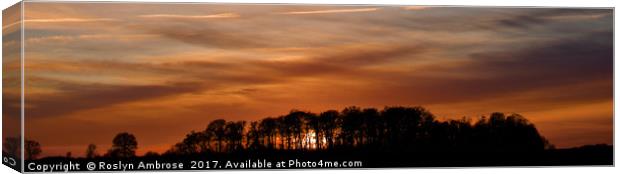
xmin=472 ymin=113 xmax=546 ymax=152
xmin=107 ymin=132 xmax=138 ymax=158
xmin=198 ymin=127 xmax=214 ymax=153
xmin=284 ymin=110 xmax=304 ymax=150
xmin=277 ymin=116 xmax=287 ymax=150
xmin=319 ymin=110 xmax=340 ymax=150
xmin=361 ymin=108 xmax=381 ymax=146
xmin=207 ymin=119 xmax=227 ymax=153
xmin=259 ymin=117 xmax=277 ymax=149
xmin=25 ymin=140 xmax=42 ymax=160
xmin=246 ymin=121 xmax=261 ymax=151
xmin=169 ymin=142 xmax=190 ymax=155
xmin=382 ymin=106 xmax=434 ymax=150
xmin=305 ymin=112 xmax=320 ymax=150
xmin=298 ymin=111 xmax=318 ymax=150
xmin=341 ymin=106 xmax=363 ymax=147
xmin=225 ymin=121 xmax=246 ymax=152
xmin=172 ymin=131 xmax=204 ymax=154
xmin=198 ymin=131 xmax=211 ymax=153
xmin=86 ymin=144 xmax=97 ymax=159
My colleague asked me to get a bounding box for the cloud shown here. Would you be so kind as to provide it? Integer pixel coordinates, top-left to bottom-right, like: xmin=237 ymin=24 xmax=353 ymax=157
xmin=496 ymin=15 xmax=545 ymax=29
xmin=22 ymin=6 xmax=613 ymax=114
xmin=26 ymin=18 xmax=119 ymax=23
xmin=2 ymin=3 xmax=22 ymax=31
xmin=25 ymin=34 xmax=159 ymax=44
xmin=402 ymin=6 xmax=430 ymax=11
xmin=25 ymin=80 xmax=206 ymax=118
xmin=21 ymin=42 xmax=427 ymax=119
xmin=142 ymin=25 xmax=268 ymax=49
xmin=2 ymin=21 xmax=21 ymax=30
xmin=26 ymin=27 xmax=612 ymax=116
xmin=242 ymin=43 xmax=427 ymax=78
xmin=495 ymin=9 xmax=611 ymax=29
xmin=2 ymin=93 xmax=21 ymax=118
xmin=367 ymin=30 xmax=613 ymax=105
xmin=466 ymin=30 xmax=612 ymax=82
xmin=138 ymin=13 xmax=240 ymax=19
xmin=277 ymin=8 xmax=379 ymax=15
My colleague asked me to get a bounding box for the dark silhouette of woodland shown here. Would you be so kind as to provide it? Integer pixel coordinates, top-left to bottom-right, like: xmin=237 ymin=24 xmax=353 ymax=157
xmin=13 ymin=106 xmax=613 ymax=169
xmin=167 ymin=106 xmax=552 ymax=154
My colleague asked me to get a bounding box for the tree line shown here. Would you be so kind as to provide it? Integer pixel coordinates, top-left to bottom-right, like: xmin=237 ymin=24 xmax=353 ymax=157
xmin=165 ymin=106 xmax=554 ymax=155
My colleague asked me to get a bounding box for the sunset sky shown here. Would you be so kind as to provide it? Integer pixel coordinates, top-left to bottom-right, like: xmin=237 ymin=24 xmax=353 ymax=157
xmin=4 ymin=2 xmax=612 ymax=157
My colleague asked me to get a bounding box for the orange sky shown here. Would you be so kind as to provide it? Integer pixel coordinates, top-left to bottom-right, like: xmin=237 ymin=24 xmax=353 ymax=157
xmin=2 ymin=2 xmax=612 ymax=157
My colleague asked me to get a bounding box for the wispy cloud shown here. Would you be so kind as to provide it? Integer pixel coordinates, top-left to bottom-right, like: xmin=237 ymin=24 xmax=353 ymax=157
xmin=24 ymin=79 xmax=207 ymax=118
xmin=25 ymin=34 xmax=159 ymax=44
xmin=26 ymin=18 xmax=119 ymax=23
xmin=402 ymin=6 xmax=430 ymax=11
xmin=543 ymin=13 xmax=609 ymax=21
xmin=494 ymin=9 xmax=611 ymax=29
xmin=4 ymin=18 xmax=119 ymax=30
xmin=138 ymin=13 xmax=240 ymax=19
xmin=277 ymin=8 xmax=379 ymax=15
xmin=2 ymin=21 xmax=21 ymax=30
